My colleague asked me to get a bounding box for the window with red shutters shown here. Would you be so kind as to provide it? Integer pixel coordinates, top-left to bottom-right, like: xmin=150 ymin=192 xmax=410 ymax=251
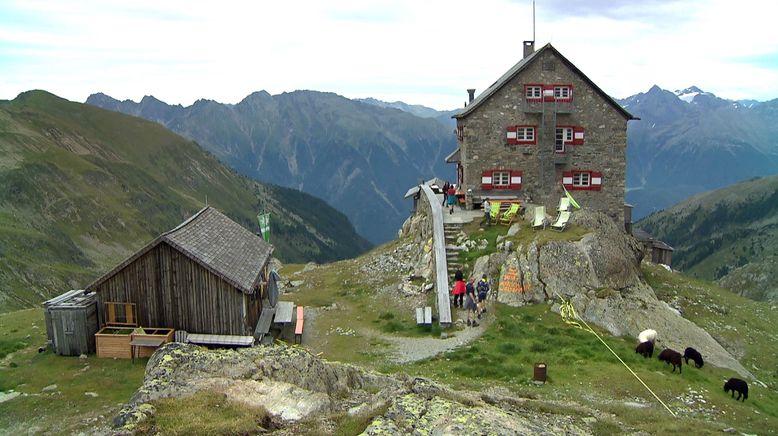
xmin=506 ymin=125 xmax=536 ymax=145
xmin=563 ymin=170 xmax=602 ymax=191
xmin=483 ymin=170 xmax=522 ymax=190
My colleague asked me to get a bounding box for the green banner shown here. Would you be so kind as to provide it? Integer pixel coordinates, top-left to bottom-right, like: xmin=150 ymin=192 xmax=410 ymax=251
xmin=257 ymin=213 xmax=270 ymax=243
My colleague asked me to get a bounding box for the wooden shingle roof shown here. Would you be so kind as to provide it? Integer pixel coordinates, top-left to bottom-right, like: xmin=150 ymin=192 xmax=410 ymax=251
xmin=87 ymin=207 xmax=273 ymax=294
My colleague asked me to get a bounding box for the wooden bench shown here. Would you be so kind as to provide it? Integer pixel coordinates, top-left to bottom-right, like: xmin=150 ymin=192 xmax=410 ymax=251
xmin=294 ymin=306 xmax=305 ymax=344
xmin=416 ymin=306 xmax=432 ymax=325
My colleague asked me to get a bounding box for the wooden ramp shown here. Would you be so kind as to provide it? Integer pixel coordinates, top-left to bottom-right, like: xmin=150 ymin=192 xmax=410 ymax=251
xmin=254 ymin=307 xmax=276 ymax=341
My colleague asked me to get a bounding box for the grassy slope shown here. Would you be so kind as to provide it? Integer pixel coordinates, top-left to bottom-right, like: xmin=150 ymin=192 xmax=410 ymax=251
xmin=0 ymin=90 xmax=371 ymax=312
xmin=637 ymin=174 xmax=778 ymax=301
xmin=2 ymin=221 xmax=777 ymax=434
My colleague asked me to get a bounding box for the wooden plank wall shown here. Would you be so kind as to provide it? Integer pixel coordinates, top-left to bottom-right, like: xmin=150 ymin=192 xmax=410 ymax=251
xmin=94 ymin=242 xmax=261 ymax=335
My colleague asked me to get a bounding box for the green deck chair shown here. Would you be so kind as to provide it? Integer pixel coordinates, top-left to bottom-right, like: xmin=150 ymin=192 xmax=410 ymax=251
xmin=551 ymin=210 xmax=571 ymax=231
xmin=499 ymin=203 xmax=521 ymax=225
xmin=489 ymin=201 xmax=501 ymax=222
xmin=557 ymin=197 xmax=571 ymax=212
xmin=532 ymin=206 xmax=547 ymax=230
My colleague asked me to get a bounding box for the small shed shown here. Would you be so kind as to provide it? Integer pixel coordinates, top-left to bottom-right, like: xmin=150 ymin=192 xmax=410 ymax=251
xmin=43 ymin=290 xmax=99 ymax=356
xmin=86 ymin=206 xmax=274 ymax=336
xmin=633 ymin=228 xmax=674 ymax=267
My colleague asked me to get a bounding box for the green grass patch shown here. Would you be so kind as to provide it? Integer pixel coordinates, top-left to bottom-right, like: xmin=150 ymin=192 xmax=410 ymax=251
xmin=135 ymin=391 xmax=272 ymax=435
xmin=0 ymin=309 xmax=146 ymax=434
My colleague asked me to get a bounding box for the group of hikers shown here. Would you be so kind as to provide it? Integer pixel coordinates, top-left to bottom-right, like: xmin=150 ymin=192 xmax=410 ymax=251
xmin=451 ymin=269 xmax=490 ymax=327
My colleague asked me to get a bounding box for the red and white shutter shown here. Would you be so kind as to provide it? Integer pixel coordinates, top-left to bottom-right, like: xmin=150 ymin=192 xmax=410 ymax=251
xmin=591 ymin=171 xmax=602 ymax=191
xmin=562 ymin=171 xmax=574 ymax=190
xmin=481 ymin=170 xmax=493 ymax=190
xmin=572 ymin=127 xmax=585 ymax=145
xmin=509 ymin=171 xmax=522 ymax=190
xmin=543 ymin=85 xmax=555 ymax=102
xmin=506 ymin=126 xmax=518 ymax=145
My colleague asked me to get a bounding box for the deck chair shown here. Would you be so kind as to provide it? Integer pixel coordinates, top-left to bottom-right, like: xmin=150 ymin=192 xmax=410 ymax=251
xmin=551 ymin=210 xmax=571 ymax=231
xmin=499 ymin=203 xmax=521 ymax=225
xmin=557 ymin=197 xmax=572 ymax=212
xmin=489 ymin=201 xmax=501 ymax=222
xmin=532 ymin=206 xmax=547 ymax=230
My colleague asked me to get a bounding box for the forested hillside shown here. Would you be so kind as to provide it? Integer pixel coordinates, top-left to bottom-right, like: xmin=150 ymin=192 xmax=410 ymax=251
xmin=637 ymin=174 xmax=778 ymax=301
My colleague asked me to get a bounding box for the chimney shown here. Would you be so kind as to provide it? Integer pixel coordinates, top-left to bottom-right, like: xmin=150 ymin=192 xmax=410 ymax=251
xmin=523 ymin=40 xmax=535 ymax=58
xmin=467 ymin=89 xmax=475 ymax=103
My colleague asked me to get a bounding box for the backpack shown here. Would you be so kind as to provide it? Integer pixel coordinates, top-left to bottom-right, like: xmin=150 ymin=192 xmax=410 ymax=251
xmin=477 ymin=279 xmax=489 ymax=295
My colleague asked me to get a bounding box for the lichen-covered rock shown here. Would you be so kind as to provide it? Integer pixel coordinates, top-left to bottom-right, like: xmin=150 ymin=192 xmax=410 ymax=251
xmin=115 ymin=343 xmax=599 ymax=434
xmin=363 ymin=393 xmax=591 ymax=435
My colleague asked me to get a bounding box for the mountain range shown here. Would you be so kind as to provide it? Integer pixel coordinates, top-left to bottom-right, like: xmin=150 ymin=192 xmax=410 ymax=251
xmin=87 ymin=91 xmax=457 ymax=244
xmin=637 ymin=174 xmax=778 ymax=302
xmin=0 ymin=91 xmax=370 ymax=312
xmin=620 ymin=85 xmax=778 ymax=219
xmin=88 ymin=85 xmax=778 ymax=240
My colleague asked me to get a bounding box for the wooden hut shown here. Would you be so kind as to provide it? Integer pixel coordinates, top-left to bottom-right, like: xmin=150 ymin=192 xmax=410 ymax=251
xmin=633 ymin=228 xmax=674 ymax=268
xmin=86 ymin=207 xmax=274 ymax=336
xmin=43 ymin=289 xmax=99 ymax=355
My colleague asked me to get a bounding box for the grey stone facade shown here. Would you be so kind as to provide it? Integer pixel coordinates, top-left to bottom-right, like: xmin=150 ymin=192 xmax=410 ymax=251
xmin=453 ymin=43 xmax=636 ymax=226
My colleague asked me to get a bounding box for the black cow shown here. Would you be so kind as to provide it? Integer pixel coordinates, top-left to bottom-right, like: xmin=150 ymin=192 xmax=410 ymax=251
xmin=724 ymin=378 xmax=748 ymax=402
xmin=635 ymin=341 xmax=654 ymax=358
xmin=658 ymin=348 xmax=683 ymax=373
xmin=683 ymin=347 xmax=704 ymax=368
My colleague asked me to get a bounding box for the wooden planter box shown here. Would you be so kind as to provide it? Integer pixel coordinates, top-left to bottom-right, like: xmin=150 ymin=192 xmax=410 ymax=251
xmin=131 ymin=328 xmax=174 ymax=358
xmin=95 ymin=326 xmax=135 ymax=358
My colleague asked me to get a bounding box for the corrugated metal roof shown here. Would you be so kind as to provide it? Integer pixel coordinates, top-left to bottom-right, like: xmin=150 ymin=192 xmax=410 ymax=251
xmin=87 ymin=207 xmax=273 ymax=294
xmin=445 ymin=147 xmax=460 ymax=163
xmin=453 ymin=43 xmax=637 ymax=121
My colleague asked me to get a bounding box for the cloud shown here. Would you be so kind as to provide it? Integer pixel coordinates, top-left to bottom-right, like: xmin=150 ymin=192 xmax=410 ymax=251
xmin=1 ymin=0 xmax=777 ymax=109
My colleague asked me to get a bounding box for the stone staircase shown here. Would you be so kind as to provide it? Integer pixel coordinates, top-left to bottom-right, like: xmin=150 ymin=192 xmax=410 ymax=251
xmin=444 ymin=222 xmax=464 ymax=276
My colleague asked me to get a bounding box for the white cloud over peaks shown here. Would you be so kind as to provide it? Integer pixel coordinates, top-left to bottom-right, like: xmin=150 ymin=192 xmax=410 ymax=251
xmin=1 ymin=0 xmax=777 ymax=109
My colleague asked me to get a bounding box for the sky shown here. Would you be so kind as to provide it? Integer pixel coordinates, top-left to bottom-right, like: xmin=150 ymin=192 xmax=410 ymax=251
xmin=1 ymin=0 xmax=777 ymax=110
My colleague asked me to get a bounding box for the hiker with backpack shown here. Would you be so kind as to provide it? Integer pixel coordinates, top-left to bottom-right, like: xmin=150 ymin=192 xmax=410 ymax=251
xmin=465 ymin=277 xmax=479 ymax=327
xmin=476 ymin=274 xmax=490 ymax=318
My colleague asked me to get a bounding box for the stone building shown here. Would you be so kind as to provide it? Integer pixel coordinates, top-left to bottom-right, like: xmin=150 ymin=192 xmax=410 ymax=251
xmin=447 ymin=42 xmax=637 ymax=225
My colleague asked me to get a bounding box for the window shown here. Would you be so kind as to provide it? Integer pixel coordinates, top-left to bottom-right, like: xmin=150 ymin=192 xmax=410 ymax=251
xmin=482 ymin=170 xmax=522 ymax=190
xmin=572 ymin=171 xmax=590 ymax=187
xmin=506 ymin=125 xmax=537 ymax=145
xmin=525 ymin=85 xmax=542 ymax=100
xmin=493 ymin=171 xmax=510 ymax=187
xmin=563 ymin=170 xmax=602 ymax=191
xmin=555 ymin=127 xmax=573 ymax=153
xmin=517 ymin=127 xmax=534 ymax=142
xmin=554 ymin=86 xmax=572 ymax=100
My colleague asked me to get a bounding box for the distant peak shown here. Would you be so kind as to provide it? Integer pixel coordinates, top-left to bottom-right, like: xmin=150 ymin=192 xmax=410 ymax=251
xmin=675 ymin=86 xmax=704 ymax=95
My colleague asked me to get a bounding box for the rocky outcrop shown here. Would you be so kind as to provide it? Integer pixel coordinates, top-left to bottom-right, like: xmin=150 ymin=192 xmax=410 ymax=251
xmin=493 ymin=210 xmax=752 ymax=378
xmin=115 ymin=343 xmax=594 ymax=434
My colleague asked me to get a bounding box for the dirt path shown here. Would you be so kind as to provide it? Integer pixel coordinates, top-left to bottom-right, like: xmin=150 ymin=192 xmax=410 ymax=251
xmin=381 ymin=311 xmax=493 ymax=364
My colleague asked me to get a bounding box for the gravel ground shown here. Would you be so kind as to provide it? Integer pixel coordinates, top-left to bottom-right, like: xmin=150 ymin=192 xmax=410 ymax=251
xmin=382 ymin=309 xmax=493 ymax=364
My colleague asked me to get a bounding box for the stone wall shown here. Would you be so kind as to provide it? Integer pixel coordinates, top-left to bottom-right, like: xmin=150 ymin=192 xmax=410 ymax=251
xmin=458 ymin=47 xmax=629 ymax=225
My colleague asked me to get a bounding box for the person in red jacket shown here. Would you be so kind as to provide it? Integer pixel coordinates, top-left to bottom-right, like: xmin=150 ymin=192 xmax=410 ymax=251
xmin=452 ymin=269 xmax=465 ymax=308
xmin=447 ymin=184 xmax=457 ymax=214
